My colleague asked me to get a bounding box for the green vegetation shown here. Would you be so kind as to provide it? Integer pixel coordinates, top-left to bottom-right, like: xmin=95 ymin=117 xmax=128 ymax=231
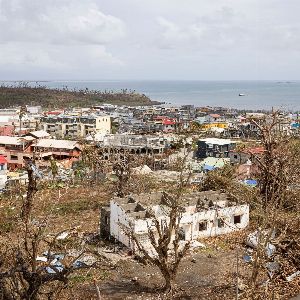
xmin=69 ymin=273 xmax=93 ymax=284
xmin=52 ymin=198 xmax=100 ymax=215
xmin=0 ymin=206 xmax=18 ymax=233
xmin=0 ymin=84 xmax=161 ymax=108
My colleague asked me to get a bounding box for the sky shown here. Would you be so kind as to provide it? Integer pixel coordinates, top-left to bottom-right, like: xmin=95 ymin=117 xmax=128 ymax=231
xmin=0 ymin=0 xmax=299 ymax=80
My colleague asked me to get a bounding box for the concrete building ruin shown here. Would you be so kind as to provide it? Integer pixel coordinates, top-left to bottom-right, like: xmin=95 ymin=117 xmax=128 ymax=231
xmin=96 ymin=134 xmax=167 ymax=161
xmin=100 ymin=191 xmax=249 ymax=253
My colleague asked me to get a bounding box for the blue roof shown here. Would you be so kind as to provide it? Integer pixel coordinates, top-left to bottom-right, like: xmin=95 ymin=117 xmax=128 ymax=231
xmin=244 ymin=179 xmax=257 ymax=186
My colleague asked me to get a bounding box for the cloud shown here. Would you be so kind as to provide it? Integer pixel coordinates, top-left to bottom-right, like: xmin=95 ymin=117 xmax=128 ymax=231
xmin=156 ymin=6 xmax=251 ymax=51
xmin=0 ymin=0 xmax=299 ymax=80
xmin=0 ymin=43 xmax=123 ymax=69
xmin=155 ymin=4 xmax=300 ymax=56
xmin=257 ymin=25 xmax=300 ymax=52
xmin=0 ymin=0 xmax=126 ymax=78
xmin=0 ymin=0 xmax=126 ymax=45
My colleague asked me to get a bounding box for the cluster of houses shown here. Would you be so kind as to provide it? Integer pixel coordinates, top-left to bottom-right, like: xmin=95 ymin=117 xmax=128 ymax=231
xmin=0 ymin=131 xmax=81 ymax=170
xmin=1 ymin=104 xmax=300 ymax=139
xmin=0 ymin=103 xmax=295 ymax=251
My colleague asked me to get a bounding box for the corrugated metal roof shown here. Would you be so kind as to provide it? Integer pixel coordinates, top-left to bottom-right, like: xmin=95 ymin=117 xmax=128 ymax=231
xmin=199 ymin=138 xmax=234 ymax=145
xmin=33 ymin=139 xmax=80 ymax=150
xmin=28 ymin=130 xmax=50 ymax=138
xmin=0 ymin=136 xmax=23 ymax=145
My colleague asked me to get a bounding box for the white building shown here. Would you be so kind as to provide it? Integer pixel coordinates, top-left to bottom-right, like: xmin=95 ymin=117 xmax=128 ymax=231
xmin=100 ymin=191 xmax=249 ymax=252
xmin=26 ymin=106 xmax=42 ymax=115
xmin=40 ymin=115 xmax=112 ymax=138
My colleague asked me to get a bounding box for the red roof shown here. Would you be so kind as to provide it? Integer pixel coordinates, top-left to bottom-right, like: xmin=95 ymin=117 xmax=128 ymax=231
xmin=45 ymin=111 xmax=63 ymax=115
xmin=0 ymin=125 xmax=14 ymax=136
xmin=0 ymin=155 xmax=7 ymax=164
xmin=163 ymin=119 xmax=176 ymax=125
xmin=209 ymin=114 xmax=221 ymax=118
xmin=246 ymin=147 xmax=265 ymax=155
xmin=230 ymin=147 xmax=265 ymax=155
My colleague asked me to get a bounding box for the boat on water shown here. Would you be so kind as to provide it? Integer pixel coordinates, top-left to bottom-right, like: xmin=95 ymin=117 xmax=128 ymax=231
xmin=239 ymin=93 xmax=246 ymax=96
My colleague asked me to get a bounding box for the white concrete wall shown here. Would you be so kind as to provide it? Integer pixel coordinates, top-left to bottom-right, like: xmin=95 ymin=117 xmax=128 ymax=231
xmin=96 ymin=116 xmax=111 ymax=134
xmin=110 ymin=200 xmax=169 ymax=253
xmin=109 ymin=200 xmax=249 ymax=253
xmin=180 ymin=204 xmax=249 ymax=240
xmin=0 ymin=174 xmax=7 ymax=189
xmin=110 ymin=200 xmax=132 ymax=248
xmin=135 ymin=204 xmax=249 ymax=243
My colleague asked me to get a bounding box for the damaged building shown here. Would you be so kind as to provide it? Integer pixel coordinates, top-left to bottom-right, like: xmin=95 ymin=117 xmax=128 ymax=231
xmin=100 ymin=191 xmax=249 ymax=252
xmin=0 ymin=135 xmax=81 ymax=170
xmin=96 ymin=134 xmax=168 ymax=161
xmin=196 ymin=138 xmax=236 ymax=159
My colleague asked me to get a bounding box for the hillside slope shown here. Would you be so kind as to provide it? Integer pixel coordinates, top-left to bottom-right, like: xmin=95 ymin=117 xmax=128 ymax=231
xmin=0 ymin=85 xmax=161 ymax=108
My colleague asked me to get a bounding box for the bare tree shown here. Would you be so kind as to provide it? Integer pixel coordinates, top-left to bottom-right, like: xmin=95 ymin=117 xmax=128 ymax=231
xmin=111 ymin=153 xmax=153 ymax=197
xmin=0 ymin=160 xmax=108 ymax=299
xmin=129 ymin=192 xmax=190 ymax=293
xmin=195 ymin=112 xmax=300 ymax=298
xmin=124 ymin=153 xmax=193 ymax=294
xmin=112 ymin=158 xmax=131 ymax=198
xmin=21 ymin=161 xmax=38 ymax=223
xmin=235 ymin=112 xmax=300 ymax=298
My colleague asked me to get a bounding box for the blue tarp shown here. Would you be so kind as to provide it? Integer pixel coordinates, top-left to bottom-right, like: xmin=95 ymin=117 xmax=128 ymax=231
xmin=203 ymin=165 xmax=216 ymax=171
xmin=244 ymin=179 xmax=257 ymax=186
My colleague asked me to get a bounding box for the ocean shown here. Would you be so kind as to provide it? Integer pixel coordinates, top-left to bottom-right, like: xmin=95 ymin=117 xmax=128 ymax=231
xmin=7 ymin=80 xmax=300 ymax=111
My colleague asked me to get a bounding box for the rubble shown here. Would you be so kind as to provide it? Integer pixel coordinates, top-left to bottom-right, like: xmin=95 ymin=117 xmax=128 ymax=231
xmin=246 ymin=231 xmax=276 ymax=257
xmin=286 ymin=271 xmax=300 ymax=282
xmin=190 ymin=240 xmax=206 ymax=249
xmin=243 ymin=254 xmax=252 ymax=263
xmin=132 ymin=165 xmax=153 ymax=175
xmin=36 ymin=256 xmax=47 ymax=262
xmin=73 ymin=255 xmax=97 ymax=267
xmin=56 ymin=232 xmax=69 ymax=240
xmin=237 ymin=278 xmax=247 ymax=291
xmin=266 ymin=262 xmax=280 ymax=278
xmin=46 ymin=259 xmax=64 ymax=274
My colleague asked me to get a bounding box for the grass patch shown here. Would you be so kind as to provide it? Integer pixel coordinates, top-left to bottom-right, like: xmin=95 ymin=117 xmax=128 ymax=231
xmin=69 ymin=273 xmax=93 ymax=285
xmin=0 ymin=206 xmax=18 ymax=233
xmin=69 ymin=270 xmax=110 ymax=286
xmin=51 ymin=199 xmax=100 ymax=215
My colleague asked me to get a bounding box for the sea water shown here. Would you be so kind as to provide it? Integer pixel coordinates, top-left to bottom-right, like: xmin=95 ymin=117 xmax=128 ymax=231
xmin=7 ymin=80 xmax=300 ymax=111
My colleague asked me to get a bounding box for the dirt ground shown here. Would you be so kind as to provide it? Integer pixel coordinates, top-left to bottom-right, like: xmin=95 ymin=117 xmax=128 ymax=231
xmin=64 ymin=236 xmax=299 ymax=300
xmin=54 ymin=242 xmax=244 ymax=300
xmin=1 ymin=182 xmax=299 ymax=300
xmin=97 ymin=249 xmax=240 ymax=300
